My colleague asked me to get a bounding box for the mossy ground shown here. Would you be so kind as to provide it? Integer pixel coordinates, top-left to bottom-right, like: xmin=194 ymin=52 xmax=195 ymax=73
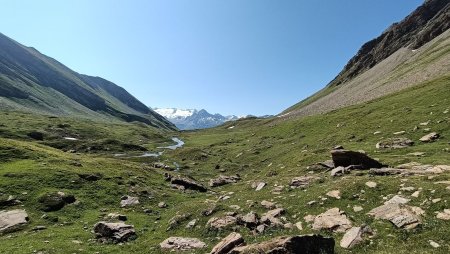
xmin=0 ymin=76 xmax=449 ymax=253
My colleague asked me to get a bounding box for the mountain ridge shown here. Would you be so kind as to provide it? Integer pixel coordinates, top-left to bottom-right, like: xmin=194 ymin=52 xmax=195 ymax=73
xmin=0 ymin=32 xmax=176 ymax=130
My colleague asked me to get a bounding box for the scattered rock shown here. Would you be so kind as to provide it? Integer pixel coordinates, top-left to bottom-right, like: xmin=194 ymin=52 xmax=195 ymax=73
xmin=160 ymin=237 xmax=206 ymax=251
xmin=295 ymin=221 xmax=303 ymax=230
xmin=186 ymin=219 xmax=197 ymax=229
xmin=106 ymin=213 xmax=127 ymax=221
xmin=340 ymin=225 xmax=373 ymax=249
xmin=312 ymin=208 xmax=352 ymax=232
xmin=429 ymin=240 xmax=440 ymax=248
xmin=229 ymin=235 xmax=335 ymax=254
xmin=365 ymin=181 xmax=377 ymax=188
xmin=261 ymin=208 xmax=285 ymax=227
xmin=290 ymin=176 xmax=319 ymax=188
xmin=237 ymin=211 xmax=259 ymax=229
xmin=411 ymin=191 xmax=420 ymax=198
xmin=158 ymin=202 xmax=168 ymax=208
xmin=432 ymin=198 xmax=441 ymax=203
xmin=0 ymin=209 xmax=29 ymax=233
xmin=353 ymin=206 xmax=363 ymax=212
xmin=326 ymin=190 xmax=341 ymax=199
xmin=210 ymin=232 xmax=244 ymax=254
xmin=260 ymin=200 xmax=276 ymax=209
xmin=93 ymin=221 xmax=137 ymax=243
xmin=254 ymin=182 xmax=266 ymax=191
xmin=384 ymin=195 xmax=410 ymax=205
xmin=78 ymin=173 xmax=102 ymax=181
xmin=376 ymin=138 xmax=414 ymax=149
xmin=167 ymin=213 xmax=191 ymax=230
xmin=256 ymin=224 xmax=266 ymax=233
xmin=436 ymin=209 xmax=450 ymax=220
xmin=419 ymin=132 xmax=439 ymax=142
xmin=201 ymin=205 xmax=218 ymax=217
xmin=0 ymin=195 xmax=20 ymax=207
xmin=209 ymin=175 xmax=240 ymax=187
xmin=207 ymin=216 xmax=237 ymax=230
xmin=331 ymin=149 xmax=384 ymax=169
xmin=153 ymin=162 xmax=174 ymax=171
xmin=38 ymin=192 xmax=76 ymax=212
xmin=407 ymin=152 xmax=425 ymax=156
xmin=120 ymin=196 xmax=139 ymax=208
xmin=32 ymin=225 xmax=47 ymax=231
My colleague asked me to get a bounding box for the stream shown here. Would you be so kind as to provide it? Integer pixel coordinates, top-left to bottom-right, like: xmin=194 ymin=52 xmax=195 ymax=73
xmin=114 ymin=137 xmax=184 ymax=158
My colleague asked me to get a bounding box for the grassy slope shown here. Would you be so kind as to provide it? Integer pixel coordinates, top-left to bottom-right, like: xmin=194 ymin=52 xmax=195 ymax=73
xmin=0 ymin=76 xmax=449 ymax=253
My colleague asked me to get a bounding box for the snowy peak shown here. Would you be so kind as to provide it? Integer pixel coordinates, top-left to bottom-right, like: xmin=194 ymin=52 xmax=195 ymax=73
xmin=153 ymin=108 xmax=240 ymax=130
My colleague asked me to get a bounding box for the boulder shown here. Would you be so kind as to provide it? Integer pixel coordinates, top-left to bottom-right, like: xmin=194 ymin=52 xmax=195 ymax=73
xmin=419 ymin=132 xmax=439 ymax=142
xmin=367 ymin=199 xmax=422 ymax=229
xmin=210 ymin=232 xmax=244 ymax=254
xmin=312 ymin=208 xmax=352 ymax=233
xmin=0 ymin=209 xmax=29 ymax=233
xmin=93 ymin=221 xmax=137 ymax=243
xmin=38 ymin=192 xmax=76 ymax=212
xmin=330 ymin=166 xmax=347 ymax=177
xmin=106 ymin=213 xmax=127 ymax=221
xmin=326 ymin=190 xmax=341 ymax=199
xmin=160 ymin=237 xmax=206 ymax=251
xmin=207 ymin=216 xmax=237 ymax=230
xmin=331 ymin=149 xmax=384 ymax=169
xmin=261 ymin=208 xmax=285 ymax=227
xmin=237 ymin=211 xmax=259 ymax=228
xmin=165 ymin=174 xmax=207 ymax=192
xmin=209 ymin=175 xmax=240 ymax=187
xmin=229 ymin=235 xmax=335 ymax=254
xmin=436 ymin=209 xmax=450 ymax=220
xmin=120 ymin=196 xmax=139 ymax=208
xmin=365 ymin=181 xmax=377 ymax=188
xmin=260 ymin=200 xmax=276 ymax=209
xmin=167 ymin=213 xmax=191 ymax=230
xmin=0 ymin=194 xmax=20 ymax=207
xmin=376 ymin=138 xmax=414 ymax=149
xmin=254 ymin=182 xmax=266 ymax=191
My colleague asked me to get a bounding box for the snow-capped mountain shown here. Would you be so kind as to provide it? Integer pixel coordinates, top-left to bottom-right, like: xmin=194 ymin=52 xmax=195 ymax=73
xmin=154 ymin=108 xmax=241 ymax=130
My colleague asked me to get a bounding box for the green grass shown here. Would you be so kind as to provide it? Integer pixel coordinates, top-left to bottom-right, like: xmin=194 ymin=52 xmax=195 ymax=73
xmin=0 ymin=76 xmax=449 ymax=253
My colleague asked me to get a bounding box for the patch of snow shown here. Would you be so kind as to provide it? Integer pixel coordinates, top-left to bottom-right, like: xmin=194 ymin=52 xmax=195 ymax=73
xmin=154 ymin=108 xmax=195 ymax=118
xmin=63 ymin=137 xmax=78 ymax=141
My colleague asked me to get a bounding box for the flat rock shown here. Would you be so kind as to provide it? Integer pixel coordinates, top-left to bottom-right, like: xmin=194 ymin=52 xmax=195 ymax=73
xmin=340 ymin=226 xmax=372 ymax=249
xmin=436 ymin=209 xmax=450 ymax=220
xmin=365 ymin=181 xmax=377 ymax=188
xmin=254 ymin=182 xmax=266 ymax=191
xmin=261 ymin=208 xmax=285 ymax=227
xmin=331 ymin=166 xmax=347 ymax=177
xmin=237 ymin=211 xmax=259 ymax=228
xmin=0 ymin=209 xmax=29 ymax=233
xmin=353 ymin=206 xmax=363 ymax=212
xmin=331 ymin=149 xmax=384 ymax=169
xmin=120 ymin=196 xmax=139 ymax=208
xmin=260 ymin=200 xmax=276 ymax=209
xmin=165 ymin=173 xmax=207 ymax=192
xmin=93 ymin=221 xmax=137 ymax=243
xmin=419 ymin=132 xmax=439 ymax=142
xmin=229 ymin=235 xmax=335 ymax=254
xmin=326 ymin=190 xmax=341 ymax=199
xmin=312 ymin=208 xmax=352 ymax=233
xmin=376 ymin=138 xmax=414 ymax=149
xmin=209 ymin=175 xmax=240 ymax=187
xmin=290 ymin=176 xmax=319 ymax=188
xmin=367 ymin=203 xmax=422 ymax=229
xmin=160 ymin=237 xmax=206 ymax=251
xmin=207 ymin=216 xmax=237 ymax=230
xmin=384 ymin=195 xmax=410 ymax=205
xmin=210 ymin=232 xmax=244 ymax=254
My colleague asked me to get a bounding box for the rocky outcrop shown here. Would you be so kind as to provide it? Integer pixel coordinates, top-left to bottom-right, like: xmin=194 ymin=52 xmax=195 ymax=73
xmin=229 ymin=235 xmax=335 ymax=254
xmin=331 ymin=149 xmax=384 ymax=169
xmin=376 ymin=137 xmax=414 ymax=149
xmin=93 ymin=222 xmax=137 ymax=243
xmin=207 ymin=216 xmax=237 ymax=230
xmin=0 ymin=209 xmax=29 ymax=233
xmin=160 ymin=237 xmax=206 ymax=251
xmin=210 ymin=232 xmax=244 ymax=254
xmin=367 ymin=196 xmax=423 ymax=229
xmin=38 ymin=192 xmax=76 ymax=212
xmin=165 ymin=173 xmax=207 ymax=192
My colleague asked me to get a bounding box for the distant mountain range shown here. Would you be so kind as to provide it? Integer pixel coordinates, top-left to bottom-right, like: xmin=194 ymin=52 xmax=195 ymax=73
xmin=0 ymin=32 xmax=176 ymax=130
xmin=154 ymin=108 xmax=243 ymax=130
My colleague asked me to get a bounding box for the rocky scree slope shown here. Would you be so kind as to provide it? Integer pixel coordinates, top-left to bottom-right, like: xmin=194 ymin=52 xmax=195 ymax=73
xmin=284 ymin=0 xmax=450 ymax=118
xmin=0 ymin=33 xmax=175 ymax=130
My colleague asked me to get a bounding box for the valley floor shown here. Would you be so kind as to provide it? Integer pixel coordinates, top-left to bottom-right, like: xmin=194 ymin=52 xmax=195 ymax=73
xmin=0 ymin=76 xmax=449 ymax=253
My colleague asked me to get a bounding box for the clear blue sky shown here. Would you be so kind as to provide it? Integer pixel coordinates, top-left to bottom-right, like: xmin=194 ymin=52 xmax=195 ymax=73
xmin=1 ymin=0 xmax=423 ymax=116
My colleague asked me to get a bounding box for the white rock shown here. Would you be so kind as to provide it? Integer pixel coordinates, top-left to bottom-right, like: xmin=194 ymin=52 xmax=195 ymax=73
xmin=365 ymin=181 xmax=377 ymax=188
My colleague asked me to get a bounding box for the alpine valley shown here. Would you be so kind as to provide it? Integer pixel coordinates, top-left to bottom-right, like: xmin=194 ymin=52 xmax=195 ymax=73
xmin=0 ymin=1 xmax=449 ymax=254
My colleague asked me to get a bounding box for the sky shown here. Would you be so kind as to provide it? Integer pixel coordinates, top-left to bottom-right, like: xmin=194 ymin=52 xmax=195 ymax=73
xmin=0 ymin=0 xmax=423 ymax=116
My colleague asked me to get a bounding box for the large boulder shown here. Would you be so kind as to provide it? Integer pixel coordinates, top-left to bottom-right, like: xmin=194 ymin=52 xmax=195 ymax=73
xmin=209 ymin=175 xmax=240 ymax=187
xmin=38 ymin=192 xmax=76 ymax=212
xmin=165 ymin=173 xmax=207 ymax=192
xmin=367 ymin=196 xmax=423 ymax=229
xmin=0 ymin=209 xmax=29 ymax=233
xmin=160 ymin=237 xmax=206 ymax=251
xmin=93 ymin=221 xmax=137 ymax=243
xmin=210 ymin=232 xmax=244 ymax=254
xmin=229 ymin=235 xmax=335 ymax=254
xmin=331 ymin=149 xmax=384 ymax=169
xmin=312 ymin=208 xmax=352 ymax=233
